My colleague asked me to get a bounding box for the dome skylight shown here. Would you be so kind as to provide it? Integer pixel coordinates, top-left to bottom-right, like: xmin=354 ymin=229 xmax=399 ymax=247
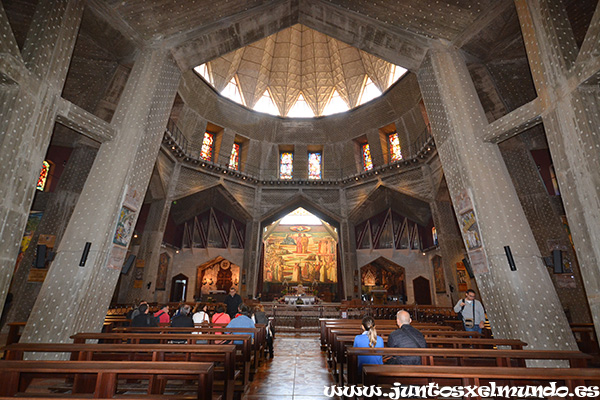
xmin=193 ymin=24 xmax=407 ymax=118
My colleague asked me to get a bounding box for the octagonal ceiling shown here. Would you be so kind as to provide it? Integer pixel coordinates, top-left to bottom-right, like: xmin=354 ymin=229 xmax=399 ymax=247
xmin=194 ymin=24 xmax=407 ymax=117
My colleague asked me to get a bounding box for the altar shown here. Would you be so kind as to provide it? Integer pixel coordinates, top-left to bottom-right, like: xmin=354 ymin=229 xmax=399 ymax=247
xmin=283 ymin=295 xmax=316 ymax=305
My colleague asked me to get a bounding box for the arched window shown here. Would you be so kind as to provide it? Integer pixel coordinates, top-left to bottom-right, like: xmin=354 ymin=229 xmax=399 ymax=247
xmin=388 ymin=132 xmax=402 ymax=162
xmin=200 ymin=132 xmax=214 ymax=161
xmin=37 ymin=161 xmax=51 ymax=191
xmin=229 ymin=143 xmax=240 ymax=170
xmin=308 ymin=152 xmax=322 ymax=180
xmin=362 ymin=144 xmax=373 ymax=171
xmin=280 ymin=152 xmax=293 ymax=179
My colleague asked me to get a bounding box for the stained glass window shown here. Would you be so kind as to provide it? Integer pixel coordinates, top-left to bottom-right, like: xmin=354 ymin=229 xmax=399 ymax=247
xmin=388 ymin=132 xmax=403 ymax=162
xmin=362 ymin=144 xmax=373 ymax=171
xmin=308 ymin=152 xmax=322 ymax=180
xmin=200 ymin=132 xmax=214 ymax=161
xmin=37 ymin=161 xmax=50 ymax=191
xmin=432 ymin=227 xmax=438 ymax=246
xmin=229 ymin=143 xmax=240 ymax=170
xmin=280 ymin=152 xmax=293 ymax=179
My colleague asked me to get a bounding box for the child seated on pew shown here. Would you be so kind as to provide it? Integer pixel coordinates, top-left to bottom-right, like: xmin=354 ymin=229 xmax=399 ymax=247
xmin=353 ymin=316 xmax=383 ymax=371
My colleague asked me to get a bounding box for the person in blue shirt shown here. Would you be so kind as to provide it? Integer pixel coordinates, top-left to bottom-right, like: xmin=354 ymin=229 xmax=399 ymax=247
xmin=353 ymin=316 xmax=383 ymax=372
xmin=226 ymin=304 xmax=255 ymax=344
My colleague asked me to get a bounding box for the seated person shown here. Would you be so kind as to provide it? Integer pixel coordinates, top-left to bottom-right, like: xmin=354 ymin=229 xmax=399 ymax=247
xmin=153 ymin=304 xmax=170 ymax=324
xmin=353 ymin=316 xmax=383 ymax=371
xmin=386 ymin=310 xmax=426 ymax=365
xmin=130 ymin=303 xmax=158 ymax=343
xmin=170 ymin=304 xmax=194 ymax=342
xmin=192 ymin=303 xmax=210 ymax=325
xmin=226 ymin=304 xmax=255 ymax=344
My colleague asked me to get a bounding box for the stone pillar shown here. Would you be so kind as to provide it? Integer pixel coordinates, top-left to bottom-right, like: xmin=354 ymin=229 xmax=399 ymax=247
xmin=516 ymin=0 xmax=600 ymax=337
xmin=128 ymin=162 xmax=182 ymax=304
xmin=0 ymin=0 xmax=84 ymax=317
xmin=20 ymin=49 xmax=181 ymax=344
xmin=499 ymin=135 xmax=592 ymax=324
xmin=417 ymin=48 xmax=576 ymax=351
xmin=4 ymin=141 xmax=98 ymax=326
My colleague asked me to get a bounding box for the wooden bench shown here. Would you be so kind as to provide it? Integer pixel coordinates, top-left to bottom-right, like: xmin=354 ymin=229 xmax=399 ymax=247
xmin=112 ymin=325 xmax=267 ymax=369
xmin=5 ymin=322 xmax=26 ymax=346
xmin=2 ymin=343 xmax=236 ymax=400
xmin=0 ymin=360 xmax=214 ymax=400
xmin=362 ymin=365 xmax=600 ymax=399
xmin=332 ymin=335 xmax=527 ymax=385
xmin=71 ymin=333 xmax=253 ymax=386
xmin=346 ymin=347 xmax=592 ymax=385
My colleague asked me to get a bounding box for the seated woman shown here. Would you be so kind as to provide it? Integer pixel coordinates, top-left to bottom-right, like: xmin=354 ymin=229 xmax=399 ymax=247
xmin=352 ymin=316 xmax=383 ymax=372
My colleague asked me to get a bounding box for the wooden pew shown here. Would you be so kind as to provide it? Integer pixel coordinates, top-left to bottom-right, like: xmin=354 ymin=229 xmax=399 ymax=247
xmin=333 ymin=335 xmax=527 ymax=385
xmin=2 ymin=343 xmax=236 ymax=400
xmin=5 ymin=322 xmax=25 ymax=346
xmin=113 ymin=325 xmax=267 ymax=369
xmin=327 ymin=328 xmax=483 ymax=370
xmin=0 ymin=360 xmax=214 ymax=400
xmin=346 ymin=347 xmax=592 ymax=385
xmin=71 ymin=333 xmax=253 ymax=386
xmin=363 ymin=365 xmax=600 ymax=399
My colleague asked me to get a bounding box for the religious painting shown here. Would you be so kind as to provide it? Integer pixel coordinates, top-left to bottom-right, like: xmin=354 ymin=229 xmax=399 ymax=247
xmin=263 ymin=224 xmax=337 ymax=284
xmin=456 ymin=261 xmax=468 ymax=292
xmin=155 ymin=252 xmax=170 ymax=290
xmin=113 ymin=206 xmax=136 ymax=246
xmin=133 ymin=258 xmax=145 ymax=288
xmin=432 ymin=255 xmax=446 ymax=293
xmin=107 ymin=245 xmax=126 ymax=270
xmin=195 ymin=257 xmax=240 ymax=298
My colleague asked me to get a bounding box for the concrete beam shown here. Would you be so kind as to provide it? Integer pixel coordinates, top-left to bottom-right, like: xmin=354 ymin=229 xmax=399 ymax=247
xmin=0 ymin=2 xmax=23 ymax=62
xmin=482 ymin=98 xmax=543 ymax=143
xmin=56 ymin=98 xmax=115 ymax=143
xmin=170 ymin=0 xmax=298 ymax=71
xmin=452 ymin=0 xmax=514 ymax=49
xmin=299 ymin=0 xmax=431 ymax=72
xmin=85 ymin=0 xmax=146 ymax=50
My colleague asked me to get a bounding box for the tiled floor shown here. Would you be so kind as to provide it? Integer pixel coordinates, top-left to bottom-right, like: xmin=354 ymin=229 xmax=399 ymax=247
xmin=243 ymin=336 xmax=339 ymax=400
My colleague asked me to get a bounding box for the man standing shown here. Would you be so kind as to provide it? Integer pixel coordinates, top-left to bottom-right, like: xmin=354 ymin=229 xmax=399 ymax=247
xmin=386 ymin=310 xmax=426 ymax=365
xmin=454 ymin=289 xmax=486 ymax=333
xmin=225 ymin=287 xmax=243 ymax=319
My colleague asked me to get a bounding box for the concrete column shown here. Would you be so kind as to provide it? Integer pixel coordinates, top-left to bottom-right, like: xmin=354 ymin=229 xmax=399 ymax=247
xmin=499 ymin=135 xmax=592 ymax=324
xmin=294 ymin=144 xmax=308 ymax=180
xmin=4 ymin=141 xmax=98 ymax=326
xmin=129 ymin=162 xmax=182 ymax=304
xmin=417 ymin=48 xmax=575 ymax=351
xmin=20 ymin=49 xmax=181 ymax=344
xmin=218 ymin=128 xmax=236 ymax=166
xmin=0 ymin=0 xmax=84 ymax=317
xmin=516 ymin=0 xmax=600 ymax=338
xmin=365 ymin=129 xmax=384 ymax=167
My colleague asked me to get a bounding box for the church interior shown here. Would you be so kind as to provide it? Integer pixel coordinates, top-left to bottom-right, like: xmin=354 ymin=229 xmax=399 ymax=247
xmin=1 ymin=0 xmax=600 ymax=398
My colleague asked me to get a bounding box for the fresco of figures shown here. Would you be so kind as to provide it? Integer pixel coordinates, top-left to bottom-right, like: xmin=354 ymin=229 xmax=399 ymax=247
xmin=264 ymin=225 xmax=337 ymax=283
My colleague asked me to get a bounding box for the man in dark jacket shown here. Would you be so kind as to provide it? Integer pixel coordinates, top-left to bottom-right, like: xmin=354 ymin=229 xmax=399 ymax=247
xmin=225 ymin=287 xmax=243 ymax=318
xmin=130 ymin=303 xmax=158 ymax=343
xmin=386 ymin=310 xmax=426 ymax=365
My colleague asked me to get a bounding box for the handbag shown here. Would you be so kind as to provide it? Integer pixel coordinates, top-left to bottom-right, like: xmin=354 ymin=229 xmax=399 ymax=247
xmin=462 ymin=301 xmax=476 ymax=329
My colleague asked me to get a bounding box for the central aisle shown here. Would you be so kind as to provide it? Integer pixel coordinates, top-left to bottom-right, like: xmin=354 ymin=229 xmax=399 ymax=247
xmin=243 ymin=337 xmax=338 ymax=400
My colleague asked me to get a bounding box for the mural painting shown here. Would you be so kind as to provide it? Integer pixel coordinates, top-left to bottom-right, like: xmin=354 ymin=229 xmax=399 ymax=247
xmin=432 ymin=255 xmax=446 ymax=293
xmin=263 ymin=225 xmax=337 ymax=284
